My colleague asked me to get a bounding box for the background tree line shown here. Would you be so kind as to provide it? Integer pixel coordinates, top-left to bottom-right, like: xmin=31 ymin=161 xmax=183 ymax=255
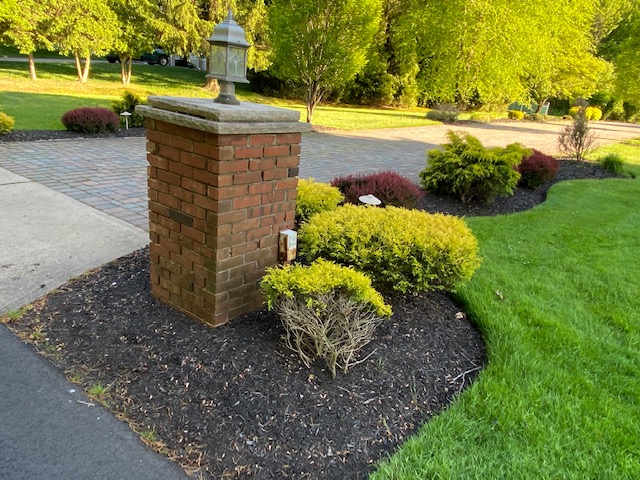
xmin=1 ymin=0 xmax=639 ymax=122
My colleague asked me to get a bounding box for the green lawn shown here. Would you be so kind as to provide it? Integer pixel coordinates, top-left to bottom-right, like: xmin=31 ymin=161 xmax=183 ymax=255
xmin=372 ymin=147 xmax=640 ymax=478
xmin=0 ymin=60 xmax=437 ymax=131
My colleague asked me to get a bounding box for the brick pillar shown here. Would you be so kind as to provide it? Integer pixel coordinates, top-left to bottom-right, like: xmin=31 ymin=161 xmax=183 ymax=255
xmin=136 ymin=97 xmax=310 ymax=326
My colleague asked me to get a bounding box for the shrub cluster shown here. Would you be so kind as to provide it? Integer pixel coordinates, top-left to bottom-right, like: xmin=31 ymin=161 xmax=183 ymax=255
xmin=299 ymin=204 xmax=481 ymax=294
xmin=420 ymin=131 xmax=528 ymax=203
xmin=295 ymin=178 xmax=343 ymax=225
xmin=330 ymin=171 xmax=423 ymax=208
xmin=508 ymin=110 xmax=525 ymax=120
xmin=261 ymin=260 xmax=391 ymax=377
xmin=111 ymin=91 xmax=145 ymax=127
xmin=426 ymin=104 xmax=460 ymax=123
xmin=61 ymin=107 xmax=120 ymax=134
xmin=0 ymin=112 xmax=15 ymax=135
xmin=598 ymin=153 xmax=625 ymax=174
xmin=525 ymin=113 xmax=548 ymax=122
xmin=469 ymin=112 xmax=494 ymax=123
xmin=585 ymin=106 xmax=603 ymax=121
xmin=517 ymin=149 xmax=559 ymax=188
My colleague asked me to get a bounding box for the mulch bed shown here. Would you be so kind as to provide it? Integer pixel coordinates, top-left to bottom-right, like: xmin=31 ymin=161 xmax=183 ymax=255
xmin=0 ymin=128 xmax=147 ymax=142
xmin=3 ymin=139 xmax=622 ymax=478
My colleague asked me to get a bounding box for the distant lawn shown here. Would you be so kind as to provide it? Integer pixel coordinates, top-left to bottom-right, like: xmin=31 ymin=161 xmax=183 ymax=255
xmin=372 ymin=144 xmax=640 ymax=479
xmin=0 ymin=60 xmax=437 ymax=131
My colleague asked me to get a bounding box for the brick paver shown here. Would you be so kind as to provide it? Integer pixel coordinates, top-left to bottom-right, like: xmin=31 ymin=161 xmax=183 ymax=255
xmin=1 ymin=121 xmax=639 ymax=231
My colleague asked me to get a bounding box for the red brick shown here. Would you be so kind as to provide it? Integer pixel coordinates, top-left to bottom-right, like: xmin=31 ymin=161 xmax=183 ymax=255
xmin=247 ymin=226 xmax=273 ymax=242
xmin=277 ymin=133 xmax=302 ymax=144
xmin=248 ymin=205 xmax=273 ymax=218
xmin=147 ymin=166 xmax=157 ymax=179
xmin=147 ymin=153 xmax=167 ymax=169
xmin=249 ymin=159 xmax=275 ymax=171
xmin=156 ymin=121 xmax=196 ymax=140
xmin=144 ymin=118 xmax=156 ymax=130
xmin=275 ymin=178 xmax=299 ymax=191
xmin=211 ymin=210 xmax=247 ymax=225
xmin=157 ymin=144 xmax=181 ymax=162
xmin=291 ymin=144 xmax=302 ymax=156
xmin=249 ymin=134 xmax=276 ymax=146
xmin=208 ymin=184 xmax=249 ymax=201
xmin=276 ymin=156 xmax=300 ymax=168
xmin=262 ymin=169 xmax=287 ymax=181
xmin=148 ymin=178 xmax=168 ymax=194
xmin=233 ymin=195 xmax=261 ymax=209
xmin=233 ymin=171 xmax=262 ymax=185
xmin=168 ymin=162 xmax=194 ymax=178
xmin=231 ymin=241 xmax=258 ymax=256
xmin=165 ymin=133 xmax=194 ymax=152
xmin=262 ymin=191 xmax=285 ymax=204
xmin=180 ymin=152 xmax=208 ymax=170
xmin=209 ymin=134 xmax=248 ymax=147
xmin=235 ymin=146 xmax=264 ymax=159
xmin=248 ymin=182 xmax=274 ymax=195
xmin=232 ymin=218 xmax=261 ymax=234
xmin=265 ymin=145 xmax=290 ymax=157
xmin=273 ymin=200 xmax=296 ymax=214
xmin=149 ymin=200 xmax=170 ymax=218
xmin=182 ymin=203 xmax=206 ymax=220
xmin=159 ymin=235 xmax=181 ymax=254
xmin=168 ymin=185 xmax=193 ymax=203
xmin=208 ymin=160 xmax=248 ymax=174
xmin=181 ymin=177 xmax=207 ymax=195
xmin=157 ymin=192 xmax=181 ymax=209
xmin=157 ymin=169 xmax=182 ymax=187
xmin=182 ymin=225 xmax=205 ymax=243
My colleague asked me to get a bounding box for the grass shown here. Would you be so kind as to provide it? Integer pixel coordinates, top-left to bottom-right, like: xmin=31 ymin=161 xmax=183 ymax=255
xmin=0 ymin=60 xmax=437 ymax=131
xmin=372 ymin=145 xmax=640 ymax=478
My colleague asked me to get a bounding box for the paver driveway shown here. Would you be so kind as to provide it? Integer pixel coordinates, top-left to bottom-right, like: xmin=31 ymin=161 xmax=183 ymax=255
xmin=1 ymin=120 xmax=639 ymax=231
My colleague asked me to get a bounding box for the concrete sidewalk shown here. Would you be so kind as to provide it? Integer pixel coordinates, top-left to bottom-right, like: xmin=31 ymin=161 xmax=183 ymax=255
xmin=0 ymin=167 xmax=190 ymax=479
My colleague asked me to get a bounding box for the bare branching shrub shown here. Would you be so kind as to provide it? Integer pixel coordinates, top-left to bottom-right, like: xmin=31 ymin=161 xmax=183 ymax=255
xmin=558 ymin=110 xmax=597 ymax=162
xmin=277 ymin=294 xmax=383 ymax=378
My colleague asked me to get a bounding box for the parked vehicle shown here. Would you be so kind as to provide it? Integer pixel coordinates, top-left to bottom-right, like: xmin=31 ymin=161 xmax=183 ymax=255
xmin=140 ymin=48 xmax=169 ymax=66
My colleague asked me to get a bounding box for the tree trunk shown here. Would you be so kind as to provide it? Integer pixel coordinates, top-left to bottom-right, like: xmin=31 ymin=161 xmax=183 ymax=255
xmin=305 ymin=82 xmax=323 ymax=123
xmin=74 ymin=54 xmax=83 ymax=81
xmin=121 ymin=56 xmax=132 ymax=85
xmin=28 ymin=54 xmax=37 ymax=80
xmin=81 ymin=56 xmax=91 ymax=83
xmin=534 ymin=97 xmax=548 ymax=114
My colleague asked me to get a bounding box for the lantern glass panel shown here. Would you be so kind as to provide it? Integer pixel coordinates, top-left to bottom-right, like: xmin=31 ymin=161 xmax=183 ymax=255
xmin=228 ymin=47 xmax=245 ymax=78
xmin=210 ymin=45 xmax=227 ymax=76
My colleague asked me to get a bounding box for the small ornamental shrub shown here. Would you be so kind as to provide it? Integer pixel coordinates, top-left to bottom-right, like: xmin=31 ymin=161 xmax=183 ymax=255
xmin=420 ymin=131 xmax=528 ymax=203
xmin=585 ymin=106 xmax=603 ymax=121
xmin=261 ymin=259 xmax=391 ymax=377
xmin=61 ymin=107 xmax=119 ymax=134
xmin=525 ymin=113 xmax=548 ymax=122
xmin=558 ymin=112 xmax=596 ymax=162
xmin=426 ymin=104 xmax=460 ymax=123
xmin=508 ymin=110 xmax=525 ymax=120
xmin=111 ymin=91 xmax=145 ymax=127
xmin=296 ymin=178 xmax=343 ymax=225
xmin=330 ymin=171 xmax=423 ymax=208
xmin=469 ymin=112 xmax=494 ymax=123
xmin=299 ymin=204 xmax=481 ymax=294
xmin=568 ymin=106 xmax=581 ymax=118
xmin=0 ymin=112 xmax=15 ymax=135
xmin=598 ymin=153 xmax=625 ymax=174
xmin=517 ymin=149 xmax=560 ymax=188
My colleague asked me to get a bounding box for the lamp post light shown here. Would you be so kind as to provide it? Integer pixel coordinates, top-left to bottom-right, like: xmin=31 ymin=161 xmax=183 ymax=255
xmin=206 ymin=10 xmax=251 ymax=105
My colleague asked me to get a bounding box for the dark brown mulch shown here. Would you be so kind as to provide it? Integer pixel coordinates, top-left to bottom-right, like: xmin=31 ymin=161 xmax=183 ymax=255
xmin=0 ymin=127 xmax=147 ymax=142
xmin=4 ymin=158 xmax=622 ymax=479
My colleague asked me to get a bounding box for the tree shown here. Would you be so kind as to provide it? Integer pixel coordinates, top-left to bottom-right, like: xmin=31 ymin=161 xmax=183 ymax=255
xmin=268 ymin=0 xmax=382 ymax=122
xmin=0 ymin=0 xmax=52 ymax=80
xmin=608 ymin=4 xmax=640 ymax=104
xmin=46 ymin=0 xmax=118 ymax=82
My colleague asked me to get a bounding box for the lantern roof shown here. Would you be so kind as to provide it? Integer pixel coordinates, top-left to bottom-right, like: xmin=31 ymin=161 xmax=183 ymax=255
xmin=208 ymin=10 xmax=250 ymax=48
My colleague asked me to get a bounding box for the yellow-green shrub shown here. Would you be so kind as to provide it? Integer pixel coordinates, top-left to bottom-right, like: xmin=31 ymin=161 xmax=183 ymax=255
xmin=299 ymin=205 xmax=481 ymax=294
xmin=296 ymin=178 xmax=344 ymax=225
xmin=261 ymin=258 xmax=391 ymax=317
xmin=0 ymin=112 xmax=15 ymax=135
xmin=508 ymin=110 xmax=525 ymax=120
xmin=585 ymin=106 xmax=603 ymax=121
xmin=568 ymin=106 xmax=581 ymax=118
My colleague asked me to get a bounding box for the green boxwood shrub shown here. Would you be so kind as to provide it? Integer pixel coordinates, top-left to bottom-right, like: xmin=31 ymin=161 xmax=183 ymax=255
xmin=508 ymin=110 xmax=525 ymax=120
xmin=111 ymin=91 xmax=146 ymax=127
xmin=296 ymin=178 xmax=344 ymax=225
xmin=261 ymin=259 xmax=392 ymax=377
xmin=598 ymin=153 xmax=625 ymax=174
xmin=420 ymin=131 xmax=528 ymax=203
xmin=469 ymin=112 xmax=494 ymax=123
xmin=61 ymin=107 xmax=119 ymax=134
xmin=426 ymin=104 xmax=460 ymax=123
xmin=299 ymin=204 xmax=481 ymax=294
xmin=0 ymin=112 xmax=15 ymax=135
xmin=330 ymin=171 xmax=423 ymax=208
xmin=525 ymin=113 xmax=548 ymax=122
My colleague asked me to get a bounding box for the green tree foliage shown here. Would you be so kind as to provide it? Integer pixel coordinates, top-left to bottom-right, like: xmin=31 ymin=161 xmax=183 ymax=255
xmin=0 ymin=0 xmax=52 ymax=80
xmin=46 ymin=0 xmax=118 ymax=82
xmin=608 ymin=4 xmax=640 ymax=104
xmin=268 ymin=0 xmax=382 ymax=122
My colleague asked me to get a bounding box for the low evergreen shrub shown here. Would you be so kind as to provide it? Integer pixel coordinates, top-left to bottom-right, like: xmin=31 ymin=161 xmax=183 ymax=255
xmin=61 ymin=107 xmax=119 ymax=134
xmin=517 ymin=149 xmax=559 ymax=188
xmin=111 ymin=91 xmax=146 ymax=127
xmin=525 ymin=113 xmax=548 ymax=122
xmin=296 ymin=178 xmax=343 ymax=225
xmin=330 ymin=171 xmax=423 ymax=208
xmin=508 ymin=110 xmax=525 ymax=120
xmin=261 ymin=259 xmax=391 ymax=377
xmin=299 ymin=204 xmax=481 ymax=294
xmin=469 ymin=112 xmax=494 ymax=123
xmin=420 ymin=131 xmax=528 ymax=203
xmin=0 ymin=112 xmax=15 ymax=134
xmin=426 ymin=104 xmax=460 ymax=123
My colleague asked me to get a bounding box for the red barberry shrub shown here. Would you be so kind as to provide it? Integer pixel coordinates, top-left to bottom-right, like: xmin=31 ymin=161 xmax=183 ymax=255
xmin=61 ymin=107 xmax=120 ymax=134
xmin=517 ymin=149 xmax=559 ymax=188
xmin=331 ymin=171 xmax=423 ymax=208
